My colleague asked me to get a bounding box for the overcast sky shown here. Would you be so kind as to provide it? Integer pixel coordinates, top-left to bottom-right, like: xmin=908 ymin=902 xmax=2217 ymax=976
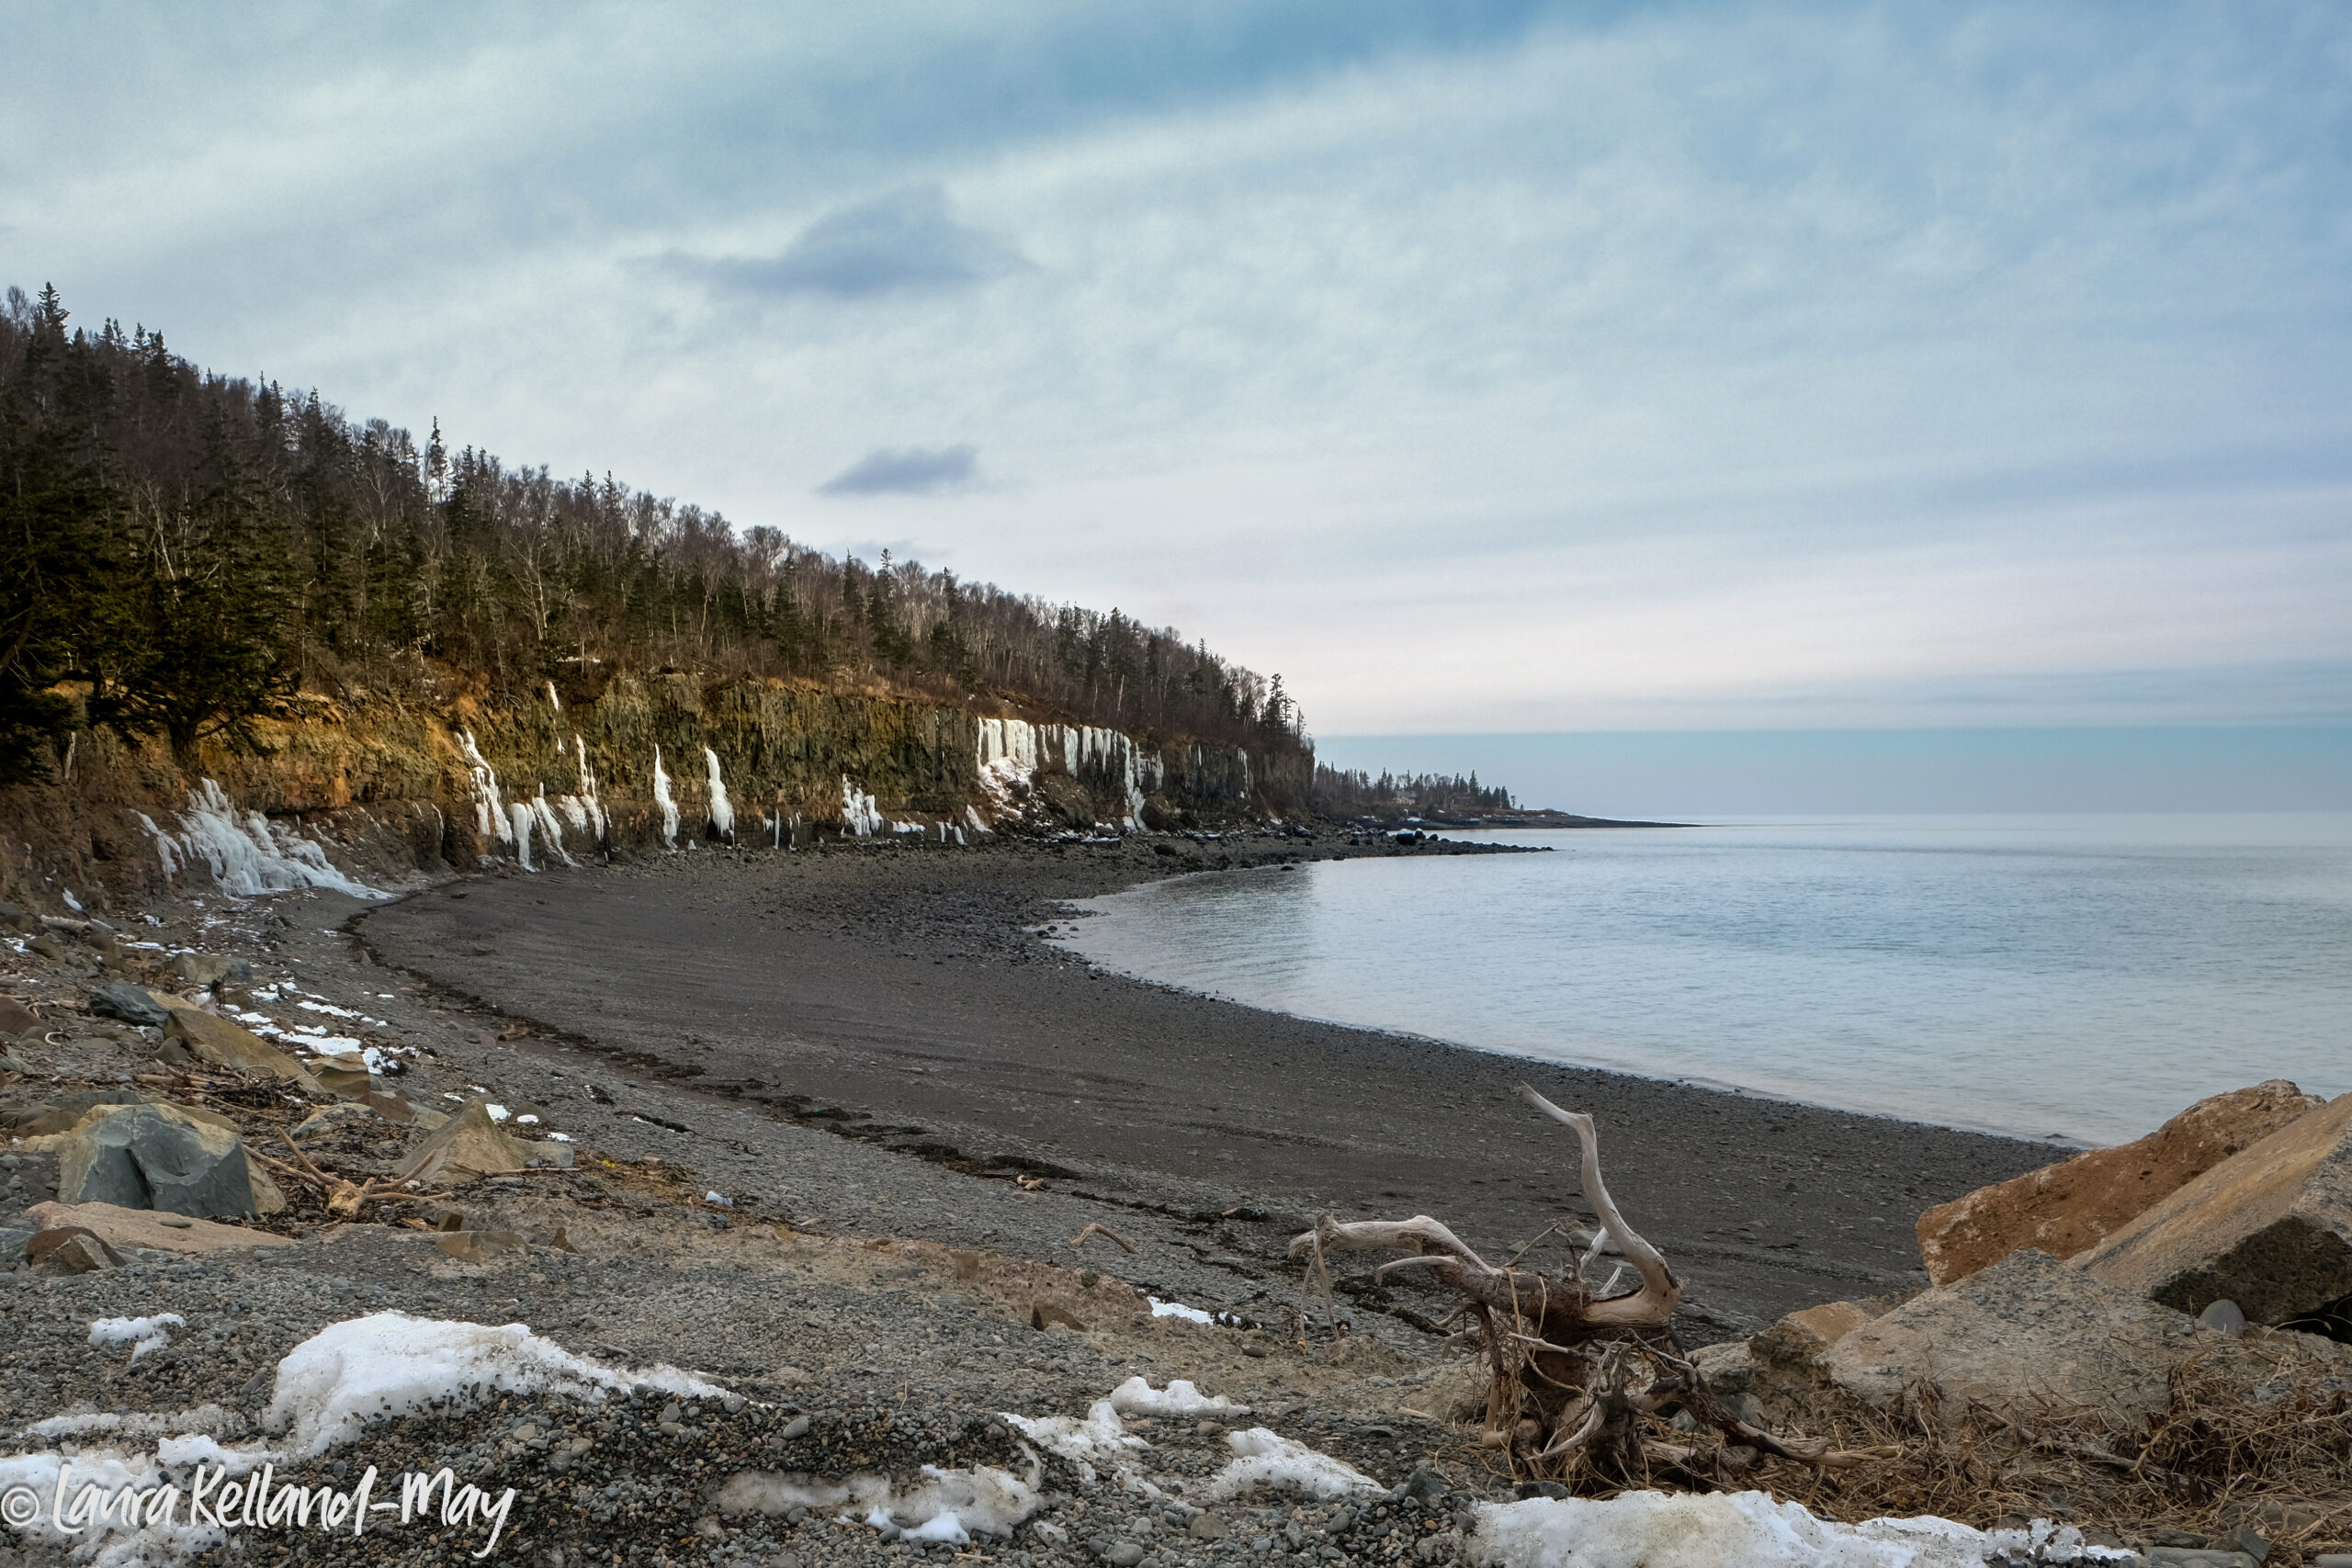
xmin=7 ymin=1 xmax=2348 ymax=754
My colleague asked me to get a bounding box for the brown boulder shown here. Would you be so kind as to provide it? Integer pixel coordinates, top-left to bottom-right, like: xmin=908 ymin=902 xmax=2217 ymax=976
xmin=2078 ymin=1091 xmax=2352 ymax=1324
xmin=1825 ymin=1248 xmax=2199 ymax=1418
xmin=1917 ymin=1079 xmax=2323 ymax=1285
xmin=152 ymin=995 xmax=325 ymax=1093
xmin=392 ymin=1100 xmax=534 ymax=1183
xmin=25 ymin=1200 xmax=295 ymax=1254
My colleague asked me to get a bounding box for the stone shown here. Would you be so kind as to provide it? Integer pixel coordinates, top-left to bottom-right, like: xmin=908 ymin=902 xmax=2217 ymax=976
xmin=153 ymin=997 xmax=325 ymax=1093
xmin=88 ymin=981 xmax=169 ymax=1027
xmin=164 ymin=952 xmax=253 ymax=988
xmin=1103 ymin=1543 xmax=1147 ymax=1568
xmin=1032 ymin=1302 xmax=1086 ymax=1332
xmin=311 ymin=1055 xmax=378 ymax=1099
xmin=2197 ymin=1298 xmax=2247 ymax=1337
xmin=1752 ymin=1301 xmax=1875 ymax=1364
xmin=5 ymin=1089 xmax=156 ymax=1136
xmin=393 ymin=1099 xmax=535 ymax=1183
xmin=1917 ymin=1081 xmax=2325 ymax=1286
xmin=1824 ymin=1247 xmax=2197 ymax=1418
xmin=0 ymin=997 xmax=40 ymax=1037
xmin=522 ymin=1139 xmax=575 ymax=1168
xmin=1188 ymin=1512 xmax=1229 ymax=1540
xmin=291 ymin=1101 xmax=382 ymax=1137
xmin=2212 ymin=1523 xmax=2270 ymax=1563
xmin=54 ymin=1102 xmax=277 ymax=1218
xmin=27 ymin=1226 xmax=127 ymax=1273
xmin=436 ymin=1227 xmax=528 ymax=1263
xmin=24 ymin=1200 xmax=295 ymax=1253
xmin=2079 ymin=1092 xmax=2352 ymax=1324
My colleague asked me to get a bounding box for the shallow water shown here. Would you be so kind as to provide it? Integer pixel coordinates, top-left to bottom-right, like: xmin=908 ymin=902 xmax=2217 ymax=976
xmin=1059 ymin=815 xmax=2352 ymax=1145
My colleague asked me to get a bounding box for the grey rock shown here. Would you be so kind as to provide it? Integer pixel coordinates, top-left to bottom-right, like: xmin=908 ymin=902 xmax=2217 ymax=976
xmin=56 ymin=1102 xmax=272 ymax=1218
xmin=2147 ymin=1551 xmax=2256 ymax=1568
xmin=0 ymin=1225 xmax=30 ymax=1262
xmin=1825 ymin=1248 xmax=2199 ymax=1418
xmin=88 ymin=982 xmax=168 ymax=1028
xmin=2212 ymin=1523 xmax=2269 ymax=1564
xmin=165 ymin=952 xmax=254 ymax=988
xmin=1103 ymin=1543 xmax=1146 ymax=1567
xmin=2197 ymin=1299 xmax=2247 ymax=1337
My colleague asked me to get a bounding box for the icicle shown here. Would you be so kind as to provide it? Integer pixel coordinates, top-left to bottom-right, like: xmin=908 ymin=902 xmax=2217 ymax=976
xmin=841 ymin=776 xmax=883 ymax=837
xmin=652 ymin=747 xmax=680 ymax=848
xmin=573 ymin=735 xmax=606 ymax=841
xmin=531 ymin=787 xmax=578 ymax=867
xmin=509 ymin=802 xmax=536 ymax=872
xmin=458 ymin=729 xmax=513 ymax=842
xmin=705 ymin=747 xmax=735 ymax=842
xmin=546 ymin=679 xmax=561 ymax=711
xmin=138 ymin=781 xmax=386 ymax=897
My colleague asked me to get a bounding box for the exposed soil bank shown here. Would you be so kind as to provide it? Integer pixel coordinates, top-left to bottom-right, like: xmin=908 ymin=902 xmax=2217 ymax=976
xmin=357 ymin=835 xmax=2056 ymax=1337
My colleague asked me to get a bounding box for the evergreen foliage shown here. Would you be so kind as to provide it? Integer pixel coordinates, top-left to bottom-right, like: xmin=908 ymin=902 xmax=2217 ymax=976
xmin=0 ymin=287 xmax=1308 ymax=782
xmin=1312 ymin=764 xmax=1515 ymax=818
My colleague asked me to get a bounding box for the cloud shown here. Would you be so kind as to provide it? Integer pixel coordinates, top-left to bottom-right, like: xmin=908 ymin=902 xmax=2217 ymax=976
xmin=817 ymin=444 xmax=979 ymax=496
xmin=687 ymin=186 xmax=1028 ymax=299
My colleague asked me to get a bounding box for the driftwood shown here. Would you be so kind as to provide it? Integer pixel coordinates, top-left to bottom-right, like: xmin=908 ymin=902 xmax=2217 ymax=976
xmin=1292 ymin=1084 xmax=1889 ymax=1490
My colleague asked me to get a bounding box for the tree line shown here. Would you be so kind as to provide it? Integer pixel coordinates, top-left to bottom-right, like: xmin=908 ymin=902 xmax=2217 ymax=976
xmin=1312 ymin=765 xmax=1516 ymax=818
xmin=0 ymin=285 xmax=1308 ymax=784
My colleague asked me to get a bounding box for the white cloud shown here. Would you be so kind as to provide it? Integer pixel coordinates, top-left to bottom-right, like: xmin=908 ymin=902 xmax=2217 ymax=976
xmin=5 ymin=3 xmax=2347 ymax=736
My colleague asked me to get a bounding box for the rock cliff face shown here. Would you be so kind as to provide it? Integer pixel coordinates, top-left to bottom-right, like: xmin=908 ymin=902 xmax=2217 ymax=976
xmin=0 ymin=677 xmax=1308 ymax=912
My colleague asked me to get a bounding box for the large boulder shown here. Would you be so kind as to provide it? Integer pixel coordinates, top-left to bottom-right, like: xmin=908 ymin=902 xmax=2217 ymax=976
xmin=152 ymin=995 xmax=324 ymax=1093
xmin=89 ymin=981 xmax=169 ymax=1027
xmin=1917 ymin=1080 xmax=2324 ymax=1286
xmin=54 ymin=1101 xmax=282 ymax=1219
xmin=1824 ymin=1248 xmax=2202 ymax=1419
xmin=2078 ymin=1091 xmax=2352 ymax=1324
xmin=24 ymin=1200 xmax=295 ymax=1254
xmin=392 ymin=1100 xmax=535 ymax=1183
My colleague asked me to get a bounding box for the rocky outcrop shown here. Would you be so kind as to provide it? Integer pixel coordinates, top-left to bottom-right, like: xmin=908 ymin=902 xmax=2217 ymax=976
xmin=0 ymin=672 xmax=1309 ymax=911
xmin=1916 ymin=1081 xmax=2325 ymax=1286
xmin=1824 ymin=1248 xmax=2203 ymax=1418
xmin=2077 ymin=1092 xmax=2352 ymax=1324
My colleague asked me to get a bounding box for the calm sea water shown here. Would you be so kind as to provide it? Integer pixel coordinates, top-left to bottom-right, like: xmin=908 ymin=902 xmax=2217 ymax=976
xmin=1057 ymin=815 xmax=2352 ymax=1145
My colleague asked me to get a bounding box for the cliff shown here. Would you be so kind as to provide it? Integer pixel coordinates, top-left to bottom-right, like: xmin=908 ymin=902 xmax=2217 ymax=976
xmin=0 ymin=676 xmax=1310 ymax=915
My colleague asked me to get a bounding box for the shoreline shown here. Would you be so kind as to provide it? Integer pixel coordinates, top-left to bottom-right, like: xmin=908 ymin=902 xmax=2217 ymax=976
xmin=356 ymin=833 xmax=2058 ymax=1335
xmin=1051 ymin=875 xmax=2098 ymax=1149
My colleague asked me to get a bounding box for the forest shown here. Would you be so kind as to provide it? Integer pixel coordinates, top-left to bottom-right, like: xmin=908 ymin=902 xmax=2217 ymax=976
xmin=0 ymin=285 xmax=1308 ymax=785
xmin=1310 ymin=765 xmax=1516 ymax=818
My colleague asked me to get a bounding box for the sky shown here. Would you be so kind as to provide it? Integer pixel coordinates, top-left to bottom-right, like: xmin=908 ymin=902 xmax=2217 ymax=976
xmin=6 ymin=3 xmax=2349 ymax=807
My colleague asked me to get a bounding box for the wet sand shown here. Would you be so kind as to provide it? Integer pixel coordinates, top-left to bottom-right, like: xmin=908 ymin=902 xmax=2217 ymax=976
xmin=356 ymin=836 xmax=2057 ymax=1335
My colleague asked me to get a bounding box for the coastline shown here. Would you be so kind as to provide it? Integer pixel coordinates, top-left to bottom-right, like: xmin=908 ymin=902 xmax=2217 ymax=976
xmin=356 ymin=833 xmax=2057 ymax=1335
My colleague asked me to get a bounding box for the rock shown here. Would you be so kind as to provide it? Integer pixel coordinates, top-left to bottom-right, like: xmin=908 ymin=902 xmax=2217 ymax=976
xmin=0 ymin=997 xmax=40 ymax=1037
xmin=1751 ymin=1301 xmax=1874 ymax=1365
xmin=2079 ymin=1091 xmax=2352 ymax=1324
xmin=392 ymin=1099 xmax=535 ymax=1183
xmin=292 ymin=1101 xmax=382 ymax=1137
xmin=54 ymin=1101 xmax=280 ymax=1218
xmin=1032 ymin=1302 xmax=1086 ymax=1332
xmin=153 ymin=997 xmax=325 ymax=1093
xmin=2147 ymin=1551 xmax=2257 ymax=1568
xmin=88 ymin=981 xmax=169 ymax=1027
xmin=27 ymin=1225 xmax=127 ymax=1273
xmin=2197 ymin=1298 xmax=2247 ymax=1337
xmin=1824 ymin=1247 xmax=2198 ymax=1418
xmin=522 ymin=1139 xmax=575 ymax=1168
xmin=5 ymin=1089 xmax=157 ymax=1136
xmin=164 ymin=952 xmax=254 ymax=988
xmin=2212 ymin=1523 xmax=2270 ymax=1563
xmin=1103 ymin=1543 xmax=1147 ymax=1568
xmin=1188 ymin=1512 xmax=1229 ymax=1540
xmin=1917 ymin=1081 xmax=2325 ymax=1286
xmin=435 ymin=1227 xmax=529 ymax=1263
xmin=24 ymin=1200 xmax=295 ymax=1253
xmin=310 ymin=1054 xmax=378 ymax=1099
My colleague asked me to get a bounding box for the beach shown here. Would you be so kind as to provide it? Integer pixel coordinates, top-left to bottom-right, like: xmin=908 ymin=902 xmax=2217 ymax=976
xmin=357 ymin=836 xmax=2056 ymax=1336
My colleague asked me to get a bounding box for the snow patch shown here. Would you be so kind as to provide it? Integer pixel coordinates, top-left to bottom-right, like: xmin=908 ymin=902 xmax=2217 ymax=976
xmin=265 ymin=1312 xmax=726 ymax=1460
xmin=717 ymin=1460 xmax=1042 ymax=1542
xmin=1205 ymin=1428 xmax=1380 ymax=1502
xmin=1148 ymin=1296 xmax=1214 ymax=1324
xmin=89 ymin=1314 xmax=185 ymax=1361
xmin=1464 ymin=1492 xmax=2132 ymax=1568
xmin=1106 ymin=1377 xmax=1249 ymax=1417
xmin=1001 ymin=1401 xmax=1159 ymax=1495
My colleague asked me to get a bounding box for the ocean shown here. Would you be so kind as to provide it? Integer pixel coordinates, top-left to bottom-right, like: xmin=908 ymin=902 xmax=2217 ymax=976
xmin=1056 ymin=814 xmax=2352 ymax=1146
